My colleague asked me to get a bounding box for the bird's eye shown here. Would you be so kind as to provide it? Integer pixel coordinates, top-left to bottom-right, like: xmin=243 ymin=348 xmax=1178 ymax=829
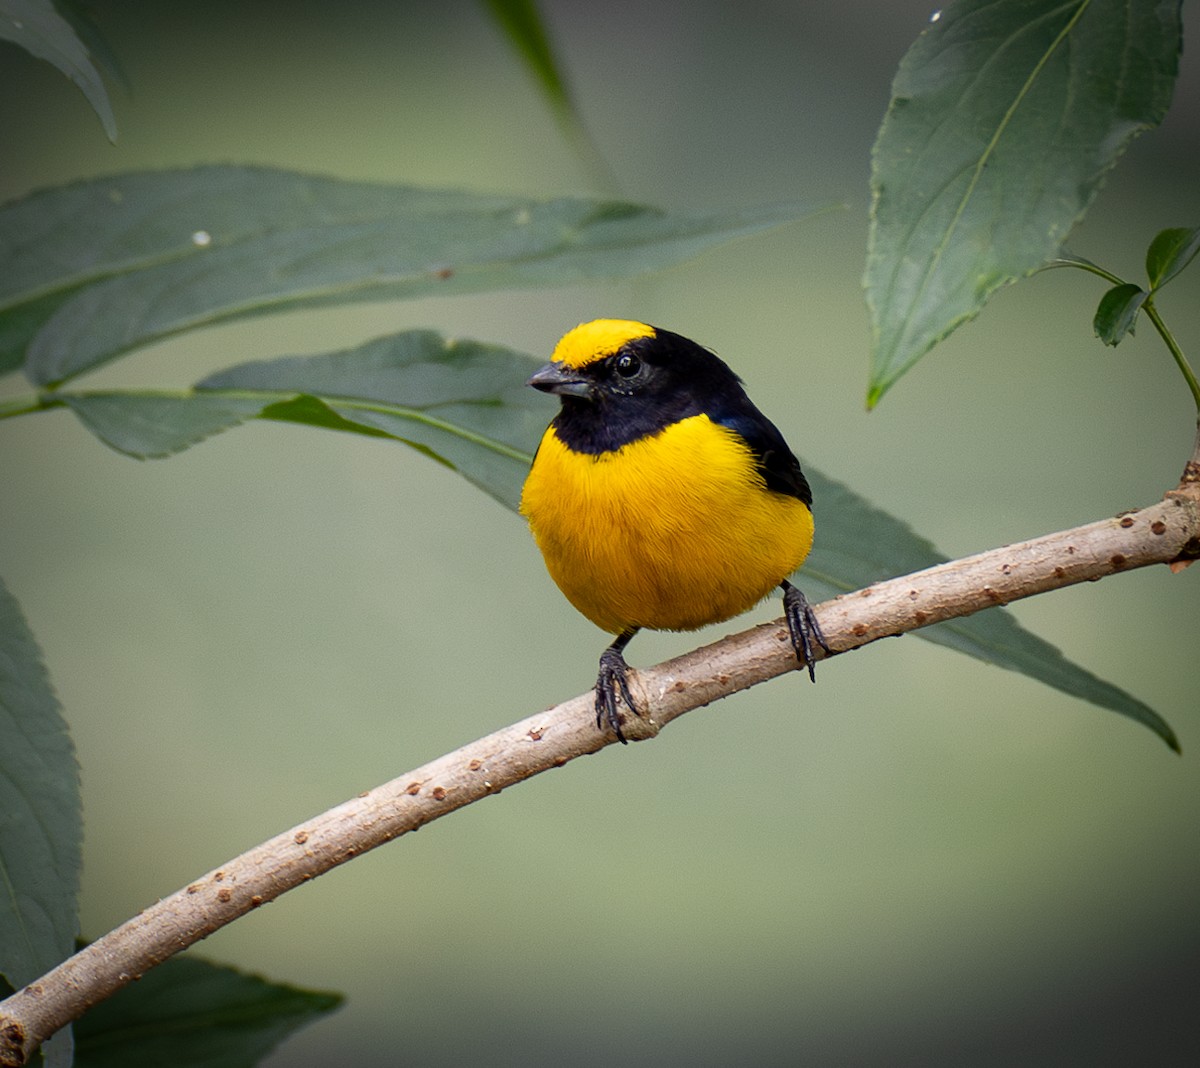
xmin=614 ymin=352 xmax=641 ymax=378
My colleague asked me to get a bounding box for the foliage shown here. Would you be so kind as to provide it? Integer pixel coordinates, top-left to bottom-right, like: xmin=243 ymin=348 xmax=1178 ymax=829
xmin=0 ymin=578 xmax=80 ymax=989
xmin=0 ymin=165 xmax=1178 ymax=744
xmin=864 ymin=0 xmax=1183 ymax=406
xmin=2 ymin=167 xmax=820 ymax=385
xmin=70 ymin=955 xmax=342 ymax=1068
xmin=0 ymin=0 xmax=117 ymax=141
xmin=1054 ymin=226 xmax=1200 ymax=409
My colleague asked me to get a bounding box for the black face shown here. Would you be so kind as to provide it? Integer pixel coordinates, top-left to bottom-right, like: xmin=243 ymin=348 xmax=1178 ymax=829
xmin=549 ymin=329 xmax=747 ymax=454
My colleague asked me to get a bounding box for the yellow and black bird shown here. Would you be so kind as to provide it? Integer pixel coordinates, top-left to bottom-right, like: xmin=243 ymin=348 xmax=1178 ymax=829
xmin=520 ymin=319 xmax=828 ymax=743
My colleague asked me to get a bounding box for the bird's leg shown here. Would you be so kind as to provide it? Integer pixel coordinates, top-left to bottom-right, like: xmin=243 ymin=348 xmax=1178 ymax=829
xmin=596 ymin=628 xmax=640 ymax=744
xmin=780 ymin=581 xmax=830 ymax=682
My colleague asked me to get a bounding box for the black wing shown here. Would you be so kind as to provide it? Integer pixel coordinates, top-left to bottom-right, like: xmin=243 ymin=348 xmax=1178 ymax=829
xmin=713 ymin=405 xmax=812 ymax=507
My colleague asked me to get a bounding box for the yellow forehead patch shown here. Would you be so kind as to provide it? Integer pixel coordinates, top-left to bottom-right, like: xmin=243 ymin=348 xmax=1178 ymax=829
xmin=552 ymin=319 xmax=656 ymax=369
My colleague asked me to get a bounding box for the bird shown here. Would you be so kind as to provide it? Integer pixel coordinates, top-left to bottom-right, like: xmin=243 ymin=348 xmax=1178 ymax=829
xmin=520 ymin=318 xmax=827 ymax=743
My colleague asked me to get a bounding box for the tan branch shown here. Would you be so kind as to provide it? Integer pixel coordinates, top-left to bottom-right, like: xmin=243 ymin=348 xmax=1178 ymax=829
xmin=2 ymin=484 xmax=1198 ymax=1067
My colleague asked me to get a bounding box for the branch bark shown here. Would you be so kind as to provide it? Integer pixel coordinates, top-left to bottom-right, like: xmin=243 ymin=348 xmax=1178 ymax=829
xmin=2 ymin=476 xmax=1198 ymax=1066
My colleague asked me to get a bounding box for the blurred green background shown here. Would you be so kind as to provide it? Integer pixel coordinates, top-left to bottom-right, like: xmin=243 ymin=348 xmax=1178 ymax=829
xmin=2 ymin=1 xmax=1198 ymax=1063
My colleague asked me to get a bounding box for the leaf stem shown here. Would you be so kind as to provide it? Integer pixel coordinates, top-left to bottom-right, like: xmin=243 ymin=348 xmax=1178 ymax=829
xmin=0 ymin=393 xmax=64 ymax=420
xmin=1143 ymin=298 xmax=1200 ymax=412
xmin=1042 ymin=254 xmax=1126 ymax=287
xmin=1046 ymin=255 xmax=1200 ymax=413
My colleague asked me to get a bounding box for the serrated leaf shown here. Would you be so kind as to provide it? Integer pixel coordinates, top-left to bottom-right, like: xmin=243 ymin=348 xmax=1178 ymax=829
xmin=61 ymin=393 xmax=267 ymax=457
xmin=0 ymin=165 xmax=819 ymax=386
xmin=199 ymin=330 xmax=552 ymax=508
xmin=0 ymin=576 xmax=82 ymax=990
xmin=1093 ymin=282 xmax=1147 ymax=346
xmin=54 ymin=330 xmax=552 ymax=509
xmin=0 ymin=0 xmax=117 ymax=141
xmin=1145 ymin=225 xmax=1200 ymax=291
xmin=865 ymin=0 xmax=1183 ymax=406
xmin=73 ymin=953 xmax=342 ymax=1068
xmin=49 ymin=328 xmax=1177 ymax=748
xmin=801 ymin=470 xmax=1179 ymax=751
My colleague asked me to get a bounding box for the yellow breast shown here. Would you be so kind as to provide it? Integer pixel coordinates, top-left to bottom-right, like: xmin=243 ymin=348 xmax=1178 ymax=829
xmin=520 ymin=414 xmax=814 ymax=635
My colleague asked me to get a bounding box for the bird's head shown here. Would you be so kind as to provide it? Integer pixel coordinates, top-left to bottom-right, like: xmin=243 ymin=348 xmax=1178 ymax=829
xmin=529 ymin=317 xmax=741 ymax=399
xmin=526 ymin=319 xmax=747 ymax=453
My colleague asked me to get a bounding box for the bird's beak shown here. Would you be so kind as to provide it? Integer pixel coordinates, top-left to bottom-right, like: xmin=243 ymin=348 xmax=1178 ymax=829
xmin=526 ymin=361 xmax=594 ymax=399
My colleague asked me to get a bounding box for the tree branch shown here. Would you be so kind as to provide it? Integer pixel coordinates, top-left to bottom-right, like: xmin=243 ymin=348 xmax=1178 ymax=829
xmin=2 ymin=473 xmax=1198 ymax=1066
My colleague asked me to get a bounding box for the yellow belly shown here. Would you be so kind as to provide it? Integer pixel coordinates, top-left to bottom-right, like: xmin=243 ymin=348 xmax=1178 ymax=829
xmin=520 ymin=415 xmax=814 ymax=635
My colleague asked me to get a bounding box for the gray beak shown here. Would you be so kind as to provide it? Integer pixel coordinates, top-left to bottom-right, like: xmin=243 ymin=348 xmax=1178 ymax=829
xmin=526 ymin=362 xmax=594 ymax=399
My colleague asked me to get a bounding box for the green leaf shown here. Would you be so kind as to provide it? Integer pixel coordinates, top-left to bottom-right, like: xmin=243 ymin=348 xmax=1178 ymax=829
xmin=0 ymin=290 xmax=73 ymax=377
xmin=48 ymin=327 xmax=1177 ymax=748
xmin=1145 ymin=225 xmax=1200 ymax=291
xmin=1093 ymin=282 xmax=1147 ymax=346
xmin=801 ymin=470 xmax=1179 ymax=752
xmin=865 ymin=0 xmax=1183 ymax=406
xmin=480 ymin=0 xmax=620 ymax=194
xmin=481 ymin=0 xmax=572 ymax=120
xmin=57 ymin=330 xmax=553 ymax=509
xmin=0 ymin=0 xmax=117 ymax=141
xmin=0 ymin=165 xmax=819 ymax=386
xmin=0 ymin=576 xmax=82 ymax=990
xmin=202 ymin=331 xmax=552 ymax=507
xmin=918 ymin=603 xmax=1179 ymax=753
xmin=73 ymin=953 xmax=342 ymax=1068
xmin=61 ymin=392 xmax=268 ymax=458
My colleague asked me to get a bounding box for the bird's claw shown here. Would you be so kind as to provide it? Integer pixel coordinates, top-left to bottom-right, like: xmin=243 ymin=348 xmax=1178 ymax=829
xmin=596 ymin=644 xmax=638 ymax=744
xmin=781 ymin=581 xmax=830 ymax=682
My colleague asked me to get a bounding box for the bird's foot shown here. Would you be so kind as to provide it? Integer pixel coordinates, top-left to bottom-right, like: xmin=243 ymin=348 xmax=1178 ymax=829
xmin=596 ymin=637 xmax=639 ymax=744
xmin=781 ymin=581 xmax=830 ymax=682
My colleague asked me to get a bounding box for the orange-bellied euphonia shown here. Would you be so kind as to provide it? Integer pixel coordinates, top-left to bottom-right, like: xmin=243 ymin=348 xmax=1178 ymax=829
xmin=520 ymin=319 xmax=827 ymax=743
